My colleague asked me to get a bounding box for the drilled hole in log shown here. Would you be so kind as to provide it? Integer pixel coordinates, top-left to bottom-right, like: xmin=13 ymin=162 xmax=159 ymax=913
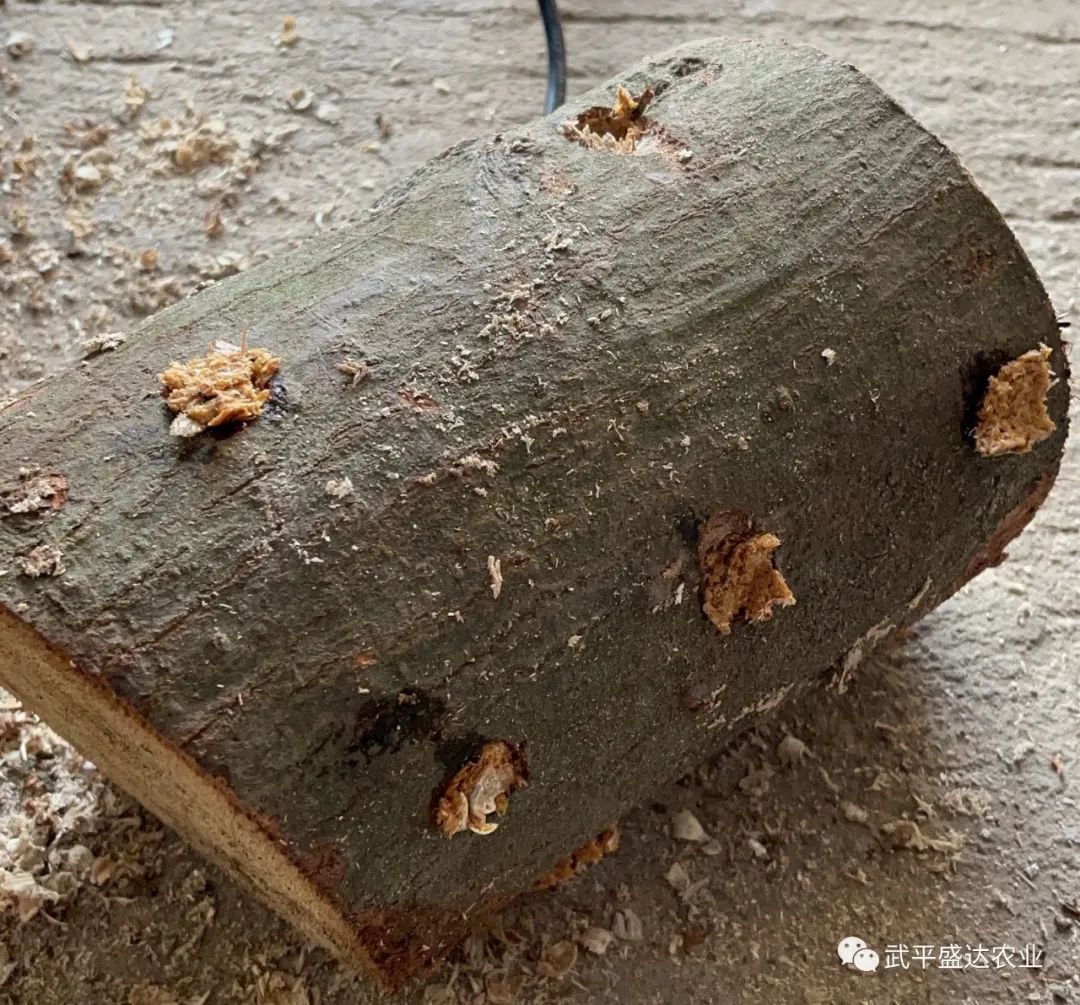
xmin=563 ymin=85 xmax=654 ymax=152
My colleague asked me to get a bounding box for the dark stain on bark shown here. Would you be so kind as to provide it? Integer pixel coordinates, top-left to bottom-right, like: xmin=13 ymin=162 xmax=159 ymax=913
xmin=346 ymin=688 xmax=444 ymax=765
xmin=298 ymin=839 xmax=349 ymax=889
xmin=960 ymin=348 xmax=1013 ymax=443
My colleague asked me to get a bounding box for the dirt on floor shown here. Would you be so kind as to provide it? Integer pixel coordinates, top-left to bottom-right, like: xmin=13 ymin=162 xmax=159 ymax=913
xmin=1 ymin=1 xmax=1078 ymax=1003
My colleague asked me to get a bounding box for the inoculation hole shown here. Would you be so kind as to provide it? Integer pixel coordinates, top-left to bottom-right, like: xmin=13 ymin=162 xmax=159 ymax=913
xmin=563 ymin=85 xmax=654 ymax=153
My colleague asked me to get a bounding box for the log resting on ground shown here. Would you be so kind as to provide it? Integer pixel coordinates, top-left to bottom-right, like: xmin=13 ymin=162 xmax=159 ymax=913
xmin=0 ymin=38 xmax=1069 ymax=988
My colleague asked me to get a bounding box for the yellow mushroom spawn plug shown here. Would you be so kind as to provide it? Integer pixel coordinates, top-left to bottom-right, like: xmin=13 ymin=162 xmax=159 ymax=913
xmin=698 ymin=510 xmax=795 ymax=635
xmin=974 ymin=344 xmax=1056 ymax=457
xmin=563 ymin=84 xmax=654 ymax=152
xmin=159 ymin=337 xmax=281 ymax=437
xmin=433 ymin=740 xmax=529 ymax=837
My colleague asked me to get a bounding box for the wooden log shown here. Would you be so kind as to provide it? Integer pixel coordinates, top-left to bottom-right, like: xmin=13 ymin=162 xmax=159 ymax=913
xmin=0 ymin=37 xmax=1069 ymax=987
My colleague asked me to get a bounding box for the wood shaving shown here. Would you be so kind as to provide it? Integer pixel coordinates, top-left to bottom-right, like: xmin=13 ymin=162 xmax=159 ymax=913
xmin=576 ymin=926 xmax=614 ymax=956
xmin=398 ymin=388 xmax=439 ymax=411
xmin=671 ymin=809 xmax=708 ymax=843
xmin=80 ymin=332 xmax=128 ymax=360
xmin=159 ymin=337 xmax=280 ymax=433
xmin=1 ymin=470 xmax=68 ymax=517
xmin=698 ymin=511 xmax=795 ymax=634
xmin=777 ymin=733 xmax=808 ymax=767
xmin=612 ymin=908 xmax=644 ymax=942
xmin=15 ymin=544 xmax=65 ymax=578
xmin=127 ymin=985 xmax=179 ymax=1005
xmin=5 ymin=32 xmax=34 ymax=60
xmin=485 ymin=975 xmax=524 ymax=1004
xmin=433 ymin=741 xmax=528 ymax=837
xmin=278 ymin=15 xmax=299 ymax=47
xmin=487 ymin=555 xmax=503 ymax=599
xmin=841 ymin=801 xmax=869 ymax=824
xmin=974 ymin=344 xmax=1056 ymax=456
xmin=324 ymin=477 xmax=353 ymax=499
xmin=880 ymin=818 xmax=964 ymax=853
xmin=172 ymin=124 xmax=236 ymax=173
xmin=454 ymin=454 xmax=499 ymax=477
xmin=564 ymin=85 xmax=654 ymax=152
xmin=123 ymin=75 xmax=148 ymax=115
xmin=536 ymin=940 xmax=577 ymax=979
xmin=336 ymin=359 xmax=371 ymax=387
xmin=203 ymin=207 xmax=224 ymax=238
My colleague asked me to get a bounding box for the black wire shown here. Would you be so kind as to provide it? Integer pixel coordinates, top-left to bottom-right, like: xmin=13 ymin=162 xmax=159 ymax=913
xmin=537 ymin=0 xmax=566 ymax=113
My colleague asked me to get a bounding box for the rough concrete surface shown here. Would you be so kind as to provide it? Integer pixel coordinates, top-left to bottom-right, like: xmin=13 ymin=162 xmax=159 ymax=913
xmin=0 ymin=1 xmax=1077 ymax=1003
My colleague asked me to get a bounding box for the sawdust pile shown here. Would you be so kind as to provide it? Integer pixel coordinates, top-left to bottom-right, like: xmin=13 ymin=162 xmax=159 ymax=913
xmin=159 ymin=338 xmax=280 ymax=436
xmin=698 ymin=511 xmax=795 ymax=635
xmin=433 ymin=741 xmax=529 ymax=837
xmin=563 ymin=85 xmax=653 ymax=153
xmin=974 ymin=344 xmax=1056 ymax=456
xmin=0 ymin=695 xmax=158 ymax=928
xmin=533 ymin=828 xmax=620 ymax=891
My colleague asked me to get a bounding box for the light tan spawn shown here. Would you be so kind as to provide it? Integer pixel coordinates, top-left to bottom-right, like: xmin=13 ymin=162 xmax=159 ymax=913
xmin=433 ymin=741 xmax=529 ymax=837
xmin=974 ymin=344 xmax=1056 ymax=457
xmin=698 ymin=511 xmax=795 ymax=635
xmin=159 ymin=337 xmax=280 ymax=436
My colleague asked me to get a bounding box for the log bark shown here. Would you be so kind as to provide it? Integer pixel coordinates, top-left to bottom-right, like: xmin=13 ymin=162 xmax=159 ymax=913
xmin=0 ymin=38 xmax=1069 ymax=987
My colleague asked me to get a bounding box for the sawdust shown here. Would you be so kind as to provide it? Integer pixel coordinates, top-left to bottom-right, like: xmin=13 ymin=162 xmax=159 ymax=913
xmin=0 ymin=698 xmax=160 ymax=932
xmin=670 ymin=810 xmax=708 ymax=843
xmin=0 ymin=469 xmax=67 ymax=517
xmin=278 ymin=16 xmax=299 ymax=48
xmin=880 ymin=818 xmax=965 ymax=854
xmin=14 ymin=543 xmax=64 ymax=577
xmin=123 ymin=75 xmax=149 ymax=116
xmin=336 ymin=358 xmax=372 ymax=387
xmin=398 ymin=388 xmax=439 ymax=411
xmin=533 ymin=828 xmax=620 ymax=890
xmin=324 ymin=477 xmax=354 ymax=499
xmin=487 ymin=555 xmax=503 ymax=599
xmin=433 ymin=741 xmax=528 ymax=837
xmin=171 ymin=123 xmax=237 ymax=173
xmin=974 ymin=344 xmax=1056 ymax=456
xmin=159 ymin=337 xmax=280 ymax=434
xmin=564 ymin=85 xmax=654 ymax=152
xmin=80 ymin=331 xmax=127 ymax=359
xmin=698 ymin=511 xmax=795 ymax=635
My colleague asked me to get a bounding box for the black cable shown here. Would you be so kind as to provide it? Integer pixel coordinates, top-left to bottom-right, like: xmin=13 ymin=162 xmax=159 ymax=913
xmin=537 ymin=0 xmax=566 ymax=113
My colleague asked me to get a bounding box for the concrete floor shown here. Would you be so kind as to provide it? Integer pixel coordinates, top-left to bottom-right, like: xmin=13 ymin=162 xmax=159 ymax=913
xmin=0 ymin=1 xmax=1077 ymax=1002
